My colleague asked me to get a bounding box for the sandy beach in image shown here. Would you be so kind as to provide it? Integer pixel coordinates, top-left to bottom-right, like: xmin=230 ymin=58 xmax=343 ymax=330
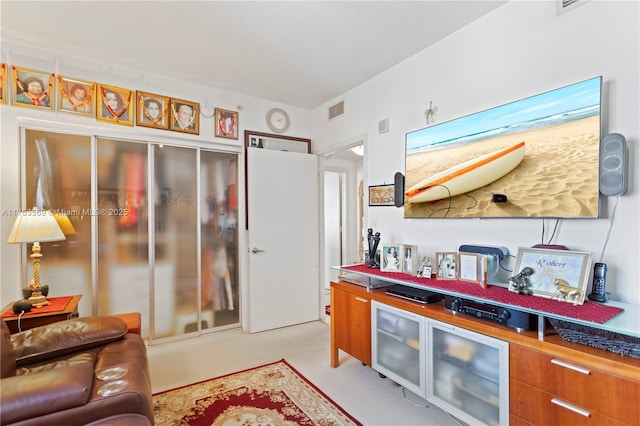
xmin=404 ymin=115 xmax=600 ymax=218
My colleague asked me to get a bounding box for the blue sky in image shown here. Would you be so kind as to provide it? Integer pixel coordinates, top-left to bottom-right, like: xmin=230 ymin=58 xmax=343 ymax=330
xmin=406 ymin=76 xmax=601 ymax=151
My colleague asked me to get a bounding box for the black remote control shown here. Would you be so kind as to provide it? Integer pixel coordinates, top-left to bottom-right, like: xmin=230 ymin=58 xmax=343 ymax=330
xmin=588 ymin=262 xmax=609 ymax=302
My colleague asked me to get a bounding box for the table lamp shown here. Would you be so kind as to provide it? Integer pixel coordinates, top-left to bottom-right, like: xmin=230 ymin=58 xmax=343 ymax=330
xmin=7 ymin=209 xmax=66 ymax=307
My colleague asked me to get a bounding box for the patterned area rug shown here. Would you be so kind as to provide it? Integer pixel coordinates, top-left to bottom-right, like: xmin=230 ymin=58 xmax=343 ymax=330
xmin=153 ymin=359 xmax=362 ymax=426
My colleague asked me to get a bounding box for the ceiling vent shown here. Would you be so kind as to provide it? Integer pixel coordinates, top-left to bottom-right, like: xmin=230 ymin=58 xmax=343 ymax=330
xmin=328 ymin=100 xmax=345 ymax=121
xmin=557 ymin=0 xmax=588 ymax=15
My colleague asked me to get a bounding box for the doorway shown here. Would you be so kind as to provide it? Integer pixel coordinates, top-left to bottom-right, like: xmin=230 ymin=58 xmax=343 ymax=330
xmin=322 ymin=142 xmax=365 ymax=320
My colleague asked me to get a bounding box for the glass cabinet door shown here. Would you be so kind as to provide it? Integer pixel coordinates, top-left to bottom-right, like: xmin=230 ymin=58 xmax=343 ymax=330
xmin=428 ymin=320 xmax=509 ymax=426
xmin=371 ymin=301 xmax=426 ymax=398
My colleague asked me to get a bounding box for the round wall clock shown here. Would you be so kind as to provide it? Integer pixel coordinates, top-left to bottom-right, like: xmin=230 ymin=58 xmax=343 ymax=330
xmin=266 ymin=108 xmax=290 ymax=133
xmin=201 ymin=104 xmax=214 ymax=118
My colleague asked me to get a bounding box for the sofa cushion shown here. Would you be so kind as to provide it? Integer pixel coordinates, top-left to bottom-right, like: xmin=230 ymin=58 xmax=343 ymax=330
xmin=0 ymin=361 xmax=94 ymax=424
xmin=1 ymin=320 xmax=16 ymax=378
xmin=12 ymin=316 xmax=127 ymax=366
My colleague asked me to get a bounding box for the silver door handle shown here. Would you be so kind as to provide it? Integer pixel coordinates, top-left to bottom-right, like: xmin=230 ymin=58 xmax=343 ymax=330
xmin=250 ymin=247 xmax=265 ymax=254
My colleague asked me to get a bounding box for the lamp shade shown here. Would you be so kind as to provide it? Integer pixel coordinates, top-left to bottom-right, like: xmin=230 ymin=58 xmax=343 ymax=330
xmin=7 ymin=210 xmax=66 ymax=244
xmin=53 ymin=212 xmax=77 ymax=236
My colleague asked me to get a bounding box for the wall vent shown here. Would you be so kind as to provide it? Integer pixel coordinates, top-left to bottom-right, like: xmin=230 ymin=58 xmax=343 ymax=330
xmin=557 ymin=0 xmax=589 ymax=15
xmin=328 ymin=100 xmax=345 ymax=120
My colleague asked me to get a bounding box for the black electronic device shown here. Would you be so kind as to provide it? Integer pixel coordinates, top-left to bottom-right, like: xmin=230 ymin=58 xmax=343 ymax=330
xmin=588 ymin=262 xmax=610 ymax=302
xmin=444 ymin=295 xmax=537 ymax=331
xmin=394 ymin=172 xmax=405 ymax=207
xmin=385 ymin=284 xmax=443 ymax=304
xmin=12 ymin=299 xmax=33 ymax=314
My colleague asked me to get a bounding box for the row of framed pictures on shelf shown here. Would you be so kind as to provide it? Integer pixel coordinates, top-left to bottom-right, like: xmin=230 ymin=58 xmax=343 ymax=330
xmin=380 ymin=244 xmax=489 ymax=288
xmin=0 ymin=64 xmax=239 ymax=139
xmin=380 ymin=245 xmax=593 ymax=305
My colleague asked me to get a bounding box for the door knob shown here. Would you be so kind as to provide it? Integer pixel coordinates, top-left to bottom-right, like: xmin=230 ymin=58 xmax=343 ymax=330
xmin=250 ymin=247 xmax=265 ymax=254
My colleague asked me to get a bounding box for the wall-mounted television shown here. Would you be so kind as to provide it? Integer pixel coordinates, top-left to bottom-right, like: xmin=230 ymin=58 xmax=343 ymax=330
xmin=404 ymin=76 xmax=602 ymax=219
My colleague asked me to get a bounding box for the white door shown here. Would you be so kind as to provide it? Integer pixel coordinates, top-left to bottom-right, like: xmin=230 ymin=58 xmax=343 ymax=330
xmin=247 ymin=148 xmax=320 ymax=333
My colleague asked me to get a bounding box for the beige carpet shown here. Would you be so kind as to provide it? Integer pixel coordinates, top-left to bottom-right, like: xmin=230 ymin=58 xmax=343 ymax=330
xmin=153 ymin=359 xmax=362 ymax=425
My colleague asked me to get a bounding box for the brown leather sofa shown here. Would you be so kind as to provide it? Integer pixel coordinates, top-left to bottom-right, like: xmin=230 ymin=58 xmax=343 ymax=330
xmin=1 ymin=316 xmax=153 ymax=425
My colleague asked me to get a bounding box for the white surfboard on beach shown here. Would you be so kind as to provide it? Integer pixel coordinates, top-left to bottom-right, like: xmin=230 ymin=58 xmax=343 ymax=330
xmin=405 ymin=141 xmax=526 ymax=203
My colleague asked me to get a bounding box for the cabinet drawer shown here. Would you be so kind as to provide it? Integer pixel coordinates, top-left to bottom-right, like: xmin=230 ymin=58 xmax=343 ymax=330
xmin=510 ymin=379 xmax=627 ymax=426
xmin=510 ymin=344 xmax=639 ymax=424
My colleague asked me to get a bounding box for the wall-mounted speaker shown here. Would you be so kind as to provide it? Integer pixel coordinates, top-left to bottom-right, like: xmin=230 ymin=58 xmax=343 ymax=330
xmin=378 ymin=119 xmax=389 ymax=134
xmin=394 ymin=172 xmax=404 ymax=207
xmin=599 ymin=133 xmax=628 ymax=196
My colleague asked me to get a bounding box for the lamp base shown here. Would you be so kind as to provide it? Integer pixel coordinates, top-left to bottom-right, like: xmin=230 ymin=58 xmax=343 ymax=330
xmin=28 ymin=292 xmax=49 ymax=308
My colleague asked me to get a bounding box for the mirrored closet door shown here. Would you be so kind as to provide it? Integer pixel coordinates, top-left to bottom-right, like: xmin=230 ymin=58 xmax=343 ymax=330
xmin=20 ymin=128 xmax=239 ymax=342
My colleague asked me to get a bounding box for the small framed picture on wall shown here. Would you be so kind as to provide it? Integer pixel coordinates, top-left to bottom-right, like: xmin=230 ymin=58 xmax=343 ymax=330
xmin=369 ymin=184 xmax=395 ymax=206
xmin=11 ymin=65 xmax=54 ymax=110
xmin=57 ymin=76 xmax=95 ymax=116
xmin=96 ymin=83 xmax=134 ymax=126
xmin=0 ymin=63 xmax=7 ymax=104
xmin=215 ymin=108 xmax=239 ymax=139
xmin=136 ymin=91 xmax=169 ymax=130
xmin=170 ymin=98 xmax=199 ymax=134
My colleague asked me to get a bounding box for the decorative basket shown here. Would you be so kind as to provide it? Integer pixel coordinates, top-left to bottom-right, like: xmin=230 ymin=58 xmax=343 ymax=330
xmin=549 ymin=318 xmax=640 ymax=359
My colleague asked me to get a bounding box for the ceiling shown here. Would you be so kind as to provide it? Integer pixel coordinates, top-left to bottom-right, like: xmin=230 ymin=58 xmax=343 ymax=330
xmin=0 ymin=1 xmax=506 ymax=109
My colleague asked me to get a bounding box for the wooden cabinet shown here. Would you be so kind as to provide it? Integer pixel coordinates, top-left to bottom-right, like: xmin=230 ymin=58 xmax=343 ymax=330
xmin=510 ymin=344 xmax=639 ymax=425
xmin=330 ymin=283 xmax=371 ymax=367
xmin=330 ymin=280 xmax=640 ymax=425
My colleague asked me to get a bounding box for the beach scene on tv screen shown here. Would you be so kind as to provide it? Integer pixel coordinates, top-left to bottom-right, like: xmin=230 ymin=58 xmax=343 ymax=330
xmin=404 ymin=77 xmax=602 ymax=219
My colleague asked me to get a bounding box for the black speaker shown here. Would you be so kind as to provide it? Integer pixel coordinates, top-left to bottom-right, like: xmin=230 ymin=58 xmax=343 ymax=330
xmin=394 ymin=172 xmax=404 ymax=207
xmin=600 ymin=133 xmax=627 ymax=196
xmin=12 ymin=299 xmax=32 ymax=314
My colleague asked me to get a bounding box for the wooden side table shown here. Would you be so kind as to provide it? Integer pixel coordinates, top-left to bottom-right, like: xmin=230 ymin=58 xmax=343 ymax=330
xmin=2 ymin=295 xmax=82 ymax=334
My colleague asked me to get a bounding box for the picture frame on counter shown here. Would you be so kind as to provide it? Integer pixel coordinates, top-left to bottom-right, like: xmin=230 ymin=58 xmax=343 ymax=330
xmin=381 ymin=244 xmax=402 ymax=272
xmin=512 ymin=247 xmax=591 ymax=305
xmin=459 ymin=252 xmax=488 ymax=288
xmin=402 ymin=244 xmax=419 ymax=276
xmin=436 ymin=251 xmax=458 ymax=279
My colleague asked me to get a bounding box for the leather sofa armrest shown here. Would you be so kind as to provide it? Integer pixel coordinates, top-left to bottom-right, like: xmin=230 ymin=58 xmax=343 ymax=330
xmin=11 ymin=317 xmax=127 ymax=366
xmin=0 ymin=362 xmax=94 ymax=424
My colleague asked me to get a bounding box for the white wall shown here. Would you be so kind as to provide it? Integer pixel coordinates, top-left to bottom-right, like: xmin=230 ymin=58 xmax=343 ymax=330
xmin=312 ymin=1 xmax=640 ymax=304
xmin=0 ymin=44 xmax=312 ymax=307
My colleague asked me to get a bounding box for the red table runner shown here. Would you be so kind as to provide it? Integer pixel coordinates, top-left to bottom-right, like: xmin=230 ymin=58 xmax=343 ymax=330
xmin=343 ymin=264 xmax=623 ymax=324
xmin=2 ymin=296 xmax=73 ymax=318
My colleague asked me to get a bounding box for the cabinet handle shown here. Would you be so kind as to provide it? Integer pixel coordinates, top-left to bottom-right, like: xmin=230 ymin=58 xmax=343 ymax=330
xmin=551 ymin=398 xmax=591 ymax=418
xmin=355 ymin=297 xmax=368 ymax=303
xmin=550 ymin=358 xmax=591 ymax=375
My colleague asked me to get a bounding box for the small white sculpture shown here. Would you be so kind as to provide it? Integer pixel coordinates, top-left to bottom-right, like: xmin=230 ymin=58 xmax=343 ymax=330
xmin=424 ymin=101 xmax=438 ymax=124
